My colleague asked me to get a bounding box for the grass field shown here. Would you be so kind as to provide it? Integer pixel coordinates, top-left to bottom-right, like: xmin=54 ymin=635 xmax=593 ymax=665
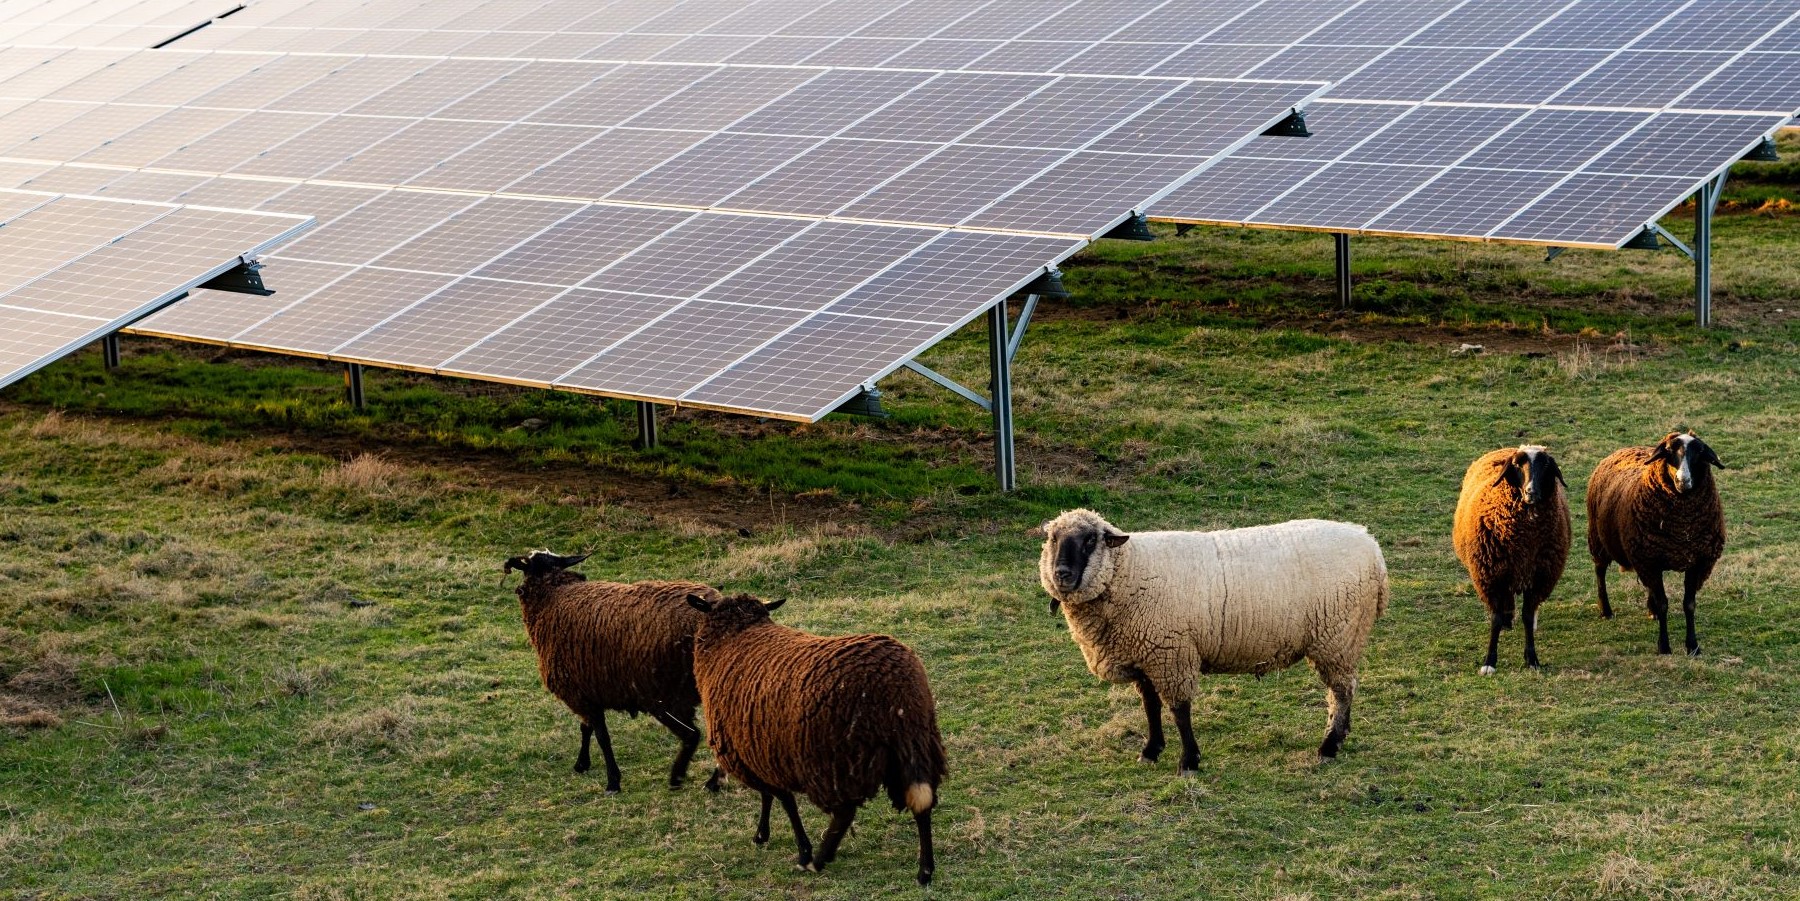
xmin=4 ymin=149 xmax=1799 ymax=899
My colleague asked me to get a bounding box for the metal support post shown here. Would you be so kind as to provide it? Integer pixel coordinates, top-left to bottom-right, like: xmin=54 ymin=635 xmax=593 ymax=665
xmin=635 ymin=401 xmax=659 ymax=450
xmin=1694 ymin=173 xmax=1725 ymax=328
xmin=101 ymin=334 xmax=120 ymax=370
xmin=1334 ymin=233 xmax=1352 ymax=310
xmin=987 ymin=303 xmax=1015 ymax=492
xmin=344 ymin=363 xmax=365 ymax=410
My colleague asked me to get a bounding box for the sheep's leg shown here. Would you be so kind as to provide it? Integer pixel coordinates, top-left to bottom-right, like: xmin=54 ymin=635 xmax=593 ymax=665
xmin=1129 ymin=670 xmax=1166 ymax=764
xmin=1637 ymin=569 xmax=1672 ymax=654
xmin=1318 ymin=669 xmax=1354 ymax=760
xmin=574 ymin=722 xmax=592 ymax=774
xmin=914 ymin=807 xmax=935 ymax=886
xmin=593 ymin=713 xmax=621 ymax=793
xmin=1595 ymin=559 xmax=1614 ymax=619
xmin=773 ymin=790 xmax=813 ymax=869
xmin=1478 ymin=581 xmax=1511 ymax=675
xmin=703 ymin=768 xmax=723 ymax=793
xmin=654 ymin=709 xmax=701 ymax=789
xmin=1521 ymin=591 xmax=1544 ymax=669
xmin=1170 ymin=701 xmax=1199 ymax=776
xmin=810 ymin=805 xmax=859 ymax=872
xmin=1682 ymin=565 xmax=1710 ymax=657
xmin=754 ymin=791 xmax=773 ymax=846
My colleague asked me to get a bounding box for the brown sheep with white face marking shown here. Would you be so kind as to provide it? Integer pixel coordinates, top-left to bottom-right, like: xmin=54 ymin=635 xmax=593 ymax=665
xmin=503 ymin=550 xmax=722 ymax=794
xmin=1453 ymin=445 xmax=1571 ymax=674
xmin=687 ymin=593 xmax=947 ymax=887
xmin=1586 ymin=431 xmax=1727 ymax=656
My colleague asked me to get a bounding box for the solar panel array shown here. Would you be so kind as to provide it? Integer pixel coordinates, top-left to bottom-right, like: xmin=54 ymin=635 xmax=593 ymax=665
xmin=144 ymin=0 xmax=1790 ymax=249
xmin=0 ymin=0 xmax=242 ymax=50
xmin=0 ymin=1 xmax=1328 ymax=421
xmin=1141 ymin=0 xmax=1800 ymax=247
xmin=0 ymin=188 xmax=311 ymax=389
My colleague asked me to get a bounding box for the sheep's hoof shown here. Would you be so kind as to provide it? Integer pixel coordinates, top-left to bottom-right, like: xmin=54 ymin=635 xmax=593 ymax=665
xmin=793 ymin=853 xmax=813 ymax=871
xmin=604 ymin=782 xmax=621 ymax=795
xmin=1137 ymin=745 xmax=1162 ymax=764
xmin=704 ymin=771 xmax=723 ymax=793
xmin=917 ymin=869 xmax=933 ymax=887
xmin=573 ymin=760 xmax=590 ymax=774
xmin=668 ymin=776 xmax=684 ymax=790
xmin=1177 ymin=767 xmax=1198 ymax=778
xmin=1687 ymin=645 xmax=1702 ymax=657
xmin=1478 ymin=665 xmax=1496 ymax=676
xmin=753 ymin=833 xmax=769 ymax=847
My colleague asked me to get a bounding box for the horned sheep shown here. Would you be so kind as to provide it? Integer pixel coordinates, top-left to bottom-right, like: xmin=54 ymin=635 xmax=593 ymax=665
xmin=686 ymin=593 xmax=948 ymax=886
xmin=503 ymin=550 xmax=722 ymax=794
xmin=1038 ymin=510 xmax=1388 ymax=768
xmin=1452 ymin=445 xmax=1571 ymax=674
xmin=1586 ymin=431 xmax=1727 ymax=656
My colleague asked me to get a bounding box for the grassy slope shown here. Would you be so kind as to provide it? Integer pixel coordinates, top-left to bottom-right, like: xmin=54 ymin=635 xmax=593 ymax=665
xmin=3 ymin=169 xmax=1799 ymax=898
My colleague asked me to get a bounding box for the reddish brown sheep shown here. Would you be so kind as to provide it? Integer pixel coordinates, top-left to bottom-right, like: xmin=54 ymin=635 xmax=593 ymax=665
xmin=1587 ymin=431 xmax=1727 ymax=655
xmin=503 ymin=550 xmax=722 ymax=794
xmin=1453 ymin=445 xmax=1570 ymax=673
xmin=687 ymin=593 xmax=947 ymax=886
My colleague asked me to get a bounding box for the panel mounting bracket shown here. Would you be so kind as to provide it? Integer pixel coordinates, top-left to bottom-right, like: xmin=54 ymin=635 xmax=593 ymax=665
xmin=1102 ymin=212 xmax=1154 ymax=242
xmin=1544 ymin=247 xmax=1564 ymax=263
xmin=1622 ymin=227 xmax=1663 ymax=252
xmin=1744 ymin=136 xmax=1781 ymax=162
xmin=832 ymin=385 xmax=889 ymax=418
xmin=196 ymin=256 xmax=274 ymax=296
xmin=1260 ymin=108 xmax=1311 ymax=138
xmin=1023 ymin=267 xmax=1071 ymax=300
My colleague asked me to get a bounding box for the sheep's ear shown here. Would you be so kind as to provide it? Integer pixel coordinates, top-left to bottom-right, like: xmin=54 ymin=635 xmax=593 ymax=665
xmin=762 ymin=598 xmax=785 ymax=613
xmin=1704 ymin=445 xmax=1726 ymax=469
xmin=1048 ymin=597 xmax=1061 ymax=614
xmin=1104 ymin=533 xmax=1130 ymax=548
xmin=551 ymin=552 xmax=590 ymax=569
xmin=1489 ymin=460 xmax=1513 ymax=487
xmin=686 ymin=594 xmax=714 ymax=612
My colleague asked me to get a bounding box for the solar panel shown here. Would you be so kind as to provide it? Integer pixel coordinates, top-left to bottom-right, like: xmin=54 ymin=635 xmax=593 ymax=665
xmin=0 ymin=189 xmax=311 ymax=389
xmin=5 ymin=4 xmax=1327 ymax=420
xmin=1148 ymin=0 xmax=1800 ymax=249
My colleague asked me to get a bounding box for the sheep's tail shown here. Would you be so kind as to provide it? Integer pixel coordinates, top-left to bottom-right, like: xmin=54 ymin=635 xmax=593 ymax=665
xmin=884 ymin=731 xmax=948 ymax=814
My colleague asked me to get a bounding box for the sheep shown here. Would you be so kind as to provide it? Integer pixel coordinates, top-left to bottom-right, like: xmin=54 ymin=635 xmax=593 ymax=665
xmin=685 ymin=592 xmax=947 ymax=887
xmin=502 ymin=550 xmax=722 ymax=794
xmin=1452 ymin=445 xmax=1571 ymax=674
xmin=1586 ymin=431 xmax=1727 ymax=656
xmin=1038 ymin=509 xmax=1387 ymax=767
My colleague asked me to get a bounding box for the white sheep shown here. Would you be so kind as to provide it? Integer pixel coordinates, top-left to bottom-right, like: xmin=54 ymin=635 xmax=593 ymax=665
xmin=1038 ymin=509 xmax=1388 ymax=768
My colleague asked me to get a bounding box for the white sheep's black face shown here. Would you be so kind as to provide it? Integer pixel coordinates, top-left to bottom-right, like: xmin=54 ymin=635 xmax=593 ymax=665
xmin=1048 ymin=523 xmax=1128 ymax=596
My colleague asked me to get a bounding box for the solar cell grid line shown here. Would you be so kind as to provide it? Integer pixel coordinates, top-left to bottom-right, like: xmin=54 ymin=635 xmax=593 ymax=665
xmin=1362 ymin=166 xmax=1565 ymax=238
xmin=261 ymin=55 xmax=438 ymax=114
xmin=795 ymin=36 xmax=915 ymax=68
xmin=1053 ymin=41 xmax=1190 ymax=76
xmin=712 ymin=138 xmax=939 ymax=217
xmin=40 ymin=50 xmax=199 ymax=103
xmin=2 ymin=102 xmax=167 ymax=163
xmin=779 ymin=0 xmax=915 ymax=37
xmin=314 ymin=118 xmax=510 ymax=186
xmin=405 ymin=123 xmax=606 ymax=192
xmin=333 ymin=275 xmax=570 ymax=372
xmin=132 ymin=109 xmax=323 ymax=172
xmin=696 ymin=221 xmax=945 ymax=311
xmin=603 ymin=132 xmax=825 ymax=207
xmin=13 ymin=163 xmax=127 ymax=196
xmin=227 ymin=113 xmax=412 ymax=180
xmin=500 ymin=127 xmax=711 ymax=200
xmin=555 ymin=300 xmax=812 ymax=402
xmin=1340 ymin=104 xmax=1527 ymax=167
xmin=272 ymin=189 xmax=481 ymax=266
xmin=1636 ymin=0 xmax=1800 ymax=52
xmin=649 ymin=33 xmax=762 ymax=63
xmin=725 ymin=68 xmax=936 ymax=138
xmin=472 ymin=202 xmax=695 ymax=286
xmin=1430 ymin=48 xmax=1611 ymax=105
xmin=428 ymin=60 xmax=618 ymax=122
xmin=436 ymin=288 xmax=682 ymax=385
xmin=1584 ymin=112 xmax=1794 ymax=179
xmin=681 ymin=313 xmax=953 ymax=416
xmin=367 ymin=196 xmax=586 ymax=276
xmin=821 ymin=230 xmax=1083 ymax=323
xmin=0 ymin=194 xmax=175 ymax=296
xmin=614 ymin=64 xmax=825 ymax=130
xmin=1403 ymin=0 xmax=1573 ymax=49
xmin=1206 ymin=0 xmax=1364 ymax=45
xmin=1678 ymin=52 xmax=1800 ymax=115
xmin=233 ymin=266 xmax=461 ymax=357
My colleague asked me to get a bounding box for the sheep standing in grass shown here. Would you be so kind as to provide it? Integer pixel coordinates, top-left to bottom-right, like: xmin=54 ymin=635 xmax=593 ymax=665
xmin=503 ymin=550 xmax=722 ymax=793
xmin=1453 ymin=445 xmax=1571 ymax=674
xmin=1586 ymin=431 xmax=1727 ymax=656
xmin=687 ymin=593 xmax=947 ymax=887
xmin=1038 ymin=509 xmax=1387 ymax=767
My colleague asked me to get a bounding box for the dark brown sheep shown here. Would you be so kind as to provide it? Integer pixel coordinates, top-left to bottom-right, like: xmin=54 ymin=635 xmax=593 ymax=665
xmin=1453 ymin=445 xmax=1570 ymax=673
xmin=687 ymin=593 xmax=948 ymax=886
xmin=1586 ymin=431 xmax=1727 ymax=656
xmin=503 ymin=550 xmax=722 ymax=794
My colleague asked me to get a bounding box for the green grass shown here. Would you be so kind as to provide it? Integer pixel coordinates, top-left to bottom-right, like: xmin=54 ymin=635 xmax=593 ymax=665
xmin=4 ymin=194 xmax=1800 ymax=898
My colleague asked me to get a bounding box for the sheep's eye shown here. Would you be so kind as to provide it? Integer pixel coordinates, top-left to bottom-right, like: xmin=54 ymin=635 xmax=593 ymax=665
xmin=1085 ymin=535 xmax=1096 ymax=549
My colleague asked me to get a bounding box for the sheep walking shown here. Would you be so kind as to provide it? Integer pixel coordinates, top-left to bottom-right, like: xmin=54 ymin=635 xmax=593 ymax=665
xmin=687 ymin=593 xmax=948 ymax=887
xmin=503 ymin=550 xmax=722 ymax=794
xmin=1039 ymin=510 xmax=1387 ymax=767
xmin=1452 ymin=445 xmax=1570 ymax=673
xmin=1586 ymin=431 xmax=1727 ymax=656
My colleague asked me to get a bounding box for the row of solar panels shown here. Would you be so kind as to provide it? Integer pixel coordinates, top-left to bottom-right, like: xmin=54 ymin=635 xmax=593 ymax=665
xmin=1 ymin=0 xmax=1795 ymax=424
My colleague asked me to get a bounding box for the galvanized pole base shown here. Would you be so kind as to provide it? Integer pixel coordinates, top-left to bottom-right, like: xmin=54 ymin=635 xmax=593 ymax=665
xmin=345 ymin=363 xmax=365 ymax=410
xmin=988 ymin=303 xmax=1015 ymax=492
xmin=1334 ymin=233 xmax=1352 ymax=310
xmin=1695 ymin=177 xmax=1719 ymax=327
xmin=101 ymin=334 xmax=120 ymax=370
xmin=635 ymin=401 xmax=659 ymax=450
